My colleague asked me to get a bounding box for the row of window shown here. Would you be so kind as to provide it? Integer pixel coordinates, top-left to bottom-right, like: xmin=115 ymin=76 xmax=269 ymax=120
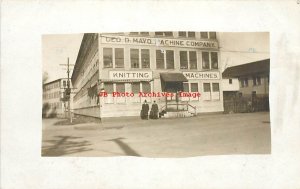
xmin=43 ymin=91 xmax=60 ymax=100
xmin=44 ymin=82 xmax=60 ymax=91
xmin=101 ymin=82 xmax=220 ymax=104
xmin=103 ymin=48 xmax=218 ymax=70
xmin=128 ymin=32 xmax=217 ymax=39
xmin=240 ymin=76 xmax=263 ymax=88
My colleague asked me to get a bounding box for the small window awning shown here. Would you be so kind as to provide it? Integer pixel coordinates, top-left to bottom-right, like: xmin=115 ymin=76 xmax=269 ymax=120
xmin=160 ymin=73 xmax=188 ymax=82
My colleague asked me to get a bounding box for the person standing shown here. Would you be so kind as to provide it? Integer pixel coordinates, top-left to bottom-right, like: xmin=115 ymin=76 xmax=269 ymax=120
xmin=150 ymin=101 xmax=159 ymax=119
xmin=141 ymin=100 xmax=149 ymax=120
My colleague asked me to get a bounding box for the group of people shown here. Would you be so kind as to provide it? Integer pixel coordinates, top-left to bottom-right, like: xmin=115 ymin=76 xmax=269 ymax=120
xmin=140 ymin=100 xmax=159 ymax=120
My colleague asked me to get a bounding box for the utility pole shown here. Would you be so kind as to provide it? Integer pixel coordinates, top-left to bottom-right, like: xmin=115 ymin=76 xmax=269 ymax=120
xmin=60 ymin=58 xmax=75 ymax=123
xmin=67 ymin=58 xmax=72 ymax=123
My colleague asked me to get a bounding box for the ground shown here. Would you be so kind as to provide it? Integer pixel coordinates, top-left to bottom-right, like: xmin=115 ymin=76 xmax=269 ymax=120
xmin=42 ymin=112 xmax=271 ymax=157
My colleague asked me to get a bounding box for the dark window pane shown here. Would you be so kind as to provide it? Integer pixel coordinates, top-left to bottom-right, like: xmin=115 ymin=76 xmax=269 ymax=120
xmin=245 ymin=78 xmax=248 ymax=87
xmin=130 ymin=49 xmax=139 ymax=68
xmin=131 ymin=83 xmax=140 ymax=93
xmin=209 ymin=32 xmax=216 ymax=39
xmin=142 ymin=82 xmax=151 ymax=93
xmin=189 ymin=51 xmax=197 ymax=69
xmin=211 ymin=52 xmax=218 ymax=69
xmin=164 ymin=32 xmax=173 ymax=36
xmin=140 ymin=32 xmax=149 ymax=35
xmin=180 ymin=51 xmax=188 ymax=69
xmin=202 ymin=52 xmax=210 ymax=69
xmin=116 ymin=83 xmax=125 ymax=92
xmin=229 ymin=79 xmax=232 ymax=84
xmin=166 ymin=50 xmax=174 ymax=69
xmin=156 ymin=50 xmax=164 ymax=69
xmin=105 ymin=83 xmax=113 ymax=93
xmin=183 ymin=83 xmax=189 ymax=92
xmin=253 ymin=77 xmax=257 ymax=86
xmin=130 ymin=32 xmax=138 ymax=35
xmin=155 ymin=32 xmax=163 ymax=36
xmin=178 ymin=31 xmax=187 ymax=37
xmin=103 ymin=48 xmax=113 ymax=68
xmin=115 ymin=48 xmax=124 ymax=68
xmin=200 ymin=32 xmax=208 ymax=39
xmin=191 ymin=83 xmax=198 ymax=92
xmin=188 ymin=32 xmax=195 ymax=38
xmin=141 ymin=49 xmax=150 ymax=68
xmin=203 ymin=83 xmax=211 ymax=92
xmin=257 ymin=76 xmax=261 ymax=85
xmin=212 ymin=83 xmax=219 ymax=92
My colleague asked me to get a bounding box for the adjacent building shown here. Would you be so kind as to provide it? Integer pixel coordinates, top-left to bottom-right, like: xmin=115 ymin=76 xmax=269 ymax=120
xmin=42 ymin=78 xmax=71 ymax=118
xmin=71 ymin=32 xmax=224 ymax=118
xmin=222 ymin=59 xmax=270 ymax=112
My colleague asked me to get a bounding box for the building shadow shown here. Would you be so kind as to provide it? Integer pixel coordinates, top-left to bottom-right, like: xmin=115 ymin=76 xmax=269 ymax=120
xmin=42 ymin=135 xmax=93 ymax=156
xmin=106 ymin=137 xmax=141 ymax=156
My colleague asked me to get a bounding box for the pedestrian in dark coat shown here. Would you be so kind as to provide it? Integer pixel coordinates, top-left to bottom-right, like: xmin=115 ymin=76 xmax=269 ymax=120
xmin=141 ymin=100 xmax=149 ymax=120
xmin=150 ymin=101 xmax=159 ymax=119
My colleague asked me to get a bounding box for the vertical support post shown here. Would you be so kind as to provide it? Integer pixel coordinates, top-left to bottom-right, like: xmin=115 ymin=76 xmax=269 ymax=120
xmin=67 ymin=57 xmax=72 ymax=123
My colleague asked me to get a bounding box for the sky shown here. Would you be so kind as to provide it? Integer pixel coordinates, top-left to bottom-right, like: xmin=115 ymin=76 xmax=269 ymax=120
xmin=42 ymin=34 xmax=84 ymax=82
xmin=42 ymin=32 xmax=269 ymax=83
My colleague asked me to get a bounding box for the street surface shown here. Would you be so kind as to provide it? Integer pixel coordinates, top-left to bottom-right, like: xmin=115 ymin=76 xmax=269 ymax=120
xmin=42 ymin=112 xmax=271 ymax=157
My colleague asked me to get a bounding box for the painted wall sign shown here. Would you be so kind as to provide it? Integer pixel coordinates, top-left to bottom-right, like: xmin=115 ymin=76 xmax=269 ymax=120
xmin=109 ymin=71 xmax=153 ymax=80
xmin=100 ymin=35 xmax=218 ymax=49
xmin=183 ymin=72 xmax=220 ymax=80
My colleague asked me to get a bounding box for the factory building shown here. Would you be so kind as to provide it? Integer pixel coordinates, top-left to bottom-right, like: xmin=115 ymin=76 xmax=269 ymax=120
xmin=71 ymin=32 xmax=224 ymax=118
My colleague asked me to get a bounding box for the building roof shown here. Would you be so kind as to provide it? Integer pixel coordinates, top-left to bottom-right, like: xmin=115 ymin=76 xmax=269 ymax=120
xmin=222 ymin=59 xmax=270 ymax=78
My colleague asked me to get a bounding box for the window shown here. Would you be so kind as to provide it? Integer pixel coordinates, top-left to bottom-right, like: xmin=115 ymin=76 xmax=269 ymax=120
xmin=241 ymin=78 xmax=248 ymax=88
xmin=211 ymin=52 xmax=218 ymax=69
xmin=141 ymin=49 xmax=150 ymax=68
xmin=155 ymin=32 xmax=173 ymax=36
xmin=257 ymin=76 xmax=261 ymax=85
xmin=130 ymin=32 xmax=149 ymax=35
xmin=229 ymin=79 xmax=232 ymax=84
xmin=202 ymin=52 xmax=218 ymax=69
xmin=253 ymin=76 xmax=257 ymax=86
xmin=156 ymin=50 xmax=174 ymax=69
xmin=103 ymin=48 xmax=113 ymax=68
xmin=178 ymin=31 xmax=195 ymax=38
xmin=203 ymin=83 xmax=211 ymax=101
xmin=130 ymin=49 xmax=139 ymax=68
xmin=209 ymin=32 xmax=216 ymax=39
xmin=202 ymin=52 xmax=210 ymax=69
xmin=212 ymin=83 xmax=220 ymax=100
xmin=140 ymin=32 xmax=149 ymax=35
xmin=180 ymin=51 xmax=188 ymax=69
xmin=178 ymin=31 xmax=186 ymax=37
xmin=191 ymin=83 xmax=198 ymax=92
xmin=142 ymin=82 xmax=151 ymax=93
xmin=201 ymin=32 xmax=216 ymax=39
xmin=245 ymin=78 xmax=248 ymax=87
xmin=166 ymin=50 xmax=174 ymax=69
xmin=200 ymin=32 xmax=208 ymax=39
xmin=189 ymin=51 xmax=197 ymax=69
xmin=188 ymin=32 xmax=195 ymax=38
xmin=180 ymin=51 xmax=197 ymax=69
xmin=183 ymin=83 xmax=189 ymax=92
xmin=156 ymin=50 xmax=164 ymax=69
xmin=115 ymin=48 xmax=124 ymax=68
xmin=131 ymin=83 xmax=140 ymax=93
xmin=116 ymin=83 xmax=126 ymax=103
xmin=131 ymin=49 xmax=150 ymax=69
xmin=131 ymin=83 xmax=141 ymax=103
xmin=104 ymin=83 xmax=113 ymax=104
